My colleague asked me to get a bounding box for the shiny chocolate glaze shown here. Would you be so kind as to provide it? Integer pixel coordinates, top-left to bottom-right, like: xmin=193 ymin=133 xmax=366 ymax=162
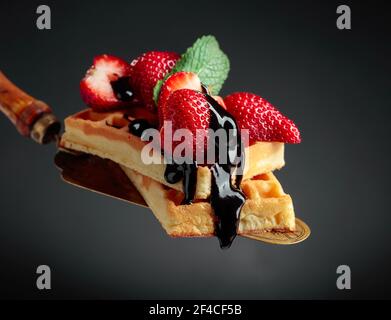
xmin=205 ymin=94 xmax=245 ymax=248
xmin=125 ymin=87 xmax=245 ymax=248
xmin=128 ymin=119 xmax=153 ymax=137
xmin=165 ymin=162 xmax=198 ymax=205
xmin=111 ymin=76 xmax=133 ymax=101
xmin=163 ymin=93 xmax=245 ymax=248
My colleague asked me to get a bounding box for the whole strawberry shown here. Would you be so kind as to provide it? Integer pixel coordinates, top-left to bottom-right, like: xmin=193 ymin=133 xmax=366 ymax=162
xmin=158 ymin=72 xmax=202 ymax=127
xmin=160 ymin=89 xmax=210 ymax=159
xmin=224 ymin=92 xmax=301 ymax=144
xmin=130 ymin=51 xmax=180 ymax=111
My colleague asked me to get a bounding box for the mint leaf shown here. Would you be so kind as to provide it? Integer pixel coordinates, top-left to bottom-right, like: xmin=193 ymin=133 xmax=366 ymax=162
xmin=172 ymin=35 xmax=230 ymax=94
xmin=153 ymin=35 xmax=230 ymax=104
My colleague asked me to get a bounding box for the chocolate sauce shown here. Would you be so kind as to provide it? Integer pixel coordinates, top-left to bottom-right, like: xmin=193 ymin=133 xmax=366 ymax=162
xmin=165 ymin=163 xmax=184 ymax=184
xmin=210 ymin=164 xmax=245 ymax=248
xmin=111 ymin=76 xmax=133 ymax=101
xmin=165 ymin=162 xmax=198 ymax=205
xmin=128 ymin=119 xmax=153 ymax=137
xmin=162 ymin=92 xmax=245 ymax=248
xmin=206 ymin=95 xmax=245 ymax=248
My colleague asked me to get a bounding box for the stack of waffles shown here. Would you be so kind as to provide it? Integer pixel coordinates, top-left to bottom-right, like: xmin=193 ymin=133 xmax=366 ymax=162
xmin=60 ymin=107 xmax=296 ymax=238
xmin=61 ymin=35 xmax=302 ymax=247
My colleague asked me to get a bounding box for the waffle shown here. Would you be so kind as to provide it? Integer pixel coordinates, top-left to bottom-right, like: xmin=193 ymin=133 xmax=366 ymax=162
xmin=60 ymin=107 xmax=296 ymax=237
xmin=122 ymin=167 xmax=295 ymax=237
xmin=60 ymin=108 xmax=286 ymax=200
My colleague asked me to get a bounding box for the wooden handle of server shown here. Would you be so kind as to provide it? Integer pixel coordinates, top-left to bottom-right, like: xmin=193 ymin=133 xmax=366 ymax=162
xmin=0 ymin=71 xmax=60 ymax=144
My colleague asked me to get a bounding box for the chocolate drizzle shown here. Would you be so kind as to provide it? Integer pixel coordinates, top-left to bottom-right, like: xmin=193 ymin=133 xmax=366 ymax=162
xmin=128 ymin=115 xmax=197 ymax=204
xmin=111 ymin=76 xmax=133 ymax=101
xmin=128 ymin=119 xmax=153 ymax=137
xmin=124 ymin=83 xmax=245 ymax=248
xmin=206 ymin=95 xmax=245 ymax=248
xmin=210 ymin=164 xmax=245 ymax=248
xmin=163 ymin=91 xmax=245 ymax=248
xmin=165 ymin=162 xmax=198 ymax=205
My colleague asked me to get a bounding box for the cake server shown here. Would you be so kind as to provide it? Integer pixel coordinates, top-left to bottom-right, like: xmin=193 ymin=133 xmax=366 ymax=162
xmin=0 ymin=71 xmax=310 ymax=245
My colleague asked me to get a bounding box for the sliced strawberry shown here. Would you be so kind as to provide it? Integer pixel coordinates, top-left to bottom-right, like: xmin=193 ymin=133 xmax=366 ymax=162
xmin=80 ymin=54 xmax=133 ymax=111
xmin=224 ymin=92 xmax=301 ymax=144
xmin=129 ymin=51 xmax=180 ymax=112
xmin=158 ymin=72 xmax=202 ymax=127
xmin=160 ymin=89 xmax=210 ymax=159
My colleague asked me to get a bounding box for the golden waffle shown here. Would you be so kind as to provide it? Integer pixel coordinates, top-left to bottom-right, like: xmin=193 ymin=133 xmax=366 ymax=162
xmin=122 ymin=167 xmax=295 ymax=237
xmin=60 ymin=108 xmax=286 ymax=200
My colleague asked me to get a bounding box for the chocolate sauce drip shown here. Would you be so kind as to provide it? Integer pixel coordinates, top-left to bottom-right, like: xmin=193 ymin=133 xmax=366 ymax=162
xmin=128 ymin=119 xmax=153 ymax=137
xmin=111 ymin=76 xmax=133 ymax=101
xmin=235 ymin=168 xmax=243 ymax=189
xmin=210 ymin=164 xmax=245 ymax=248
xmin=162 ymin=92 xmax=245 ymax=248
xmin=165 ymin=162 xmax=197 ymax=205
xmin=205 ymin=95 xmax=245 ymax=248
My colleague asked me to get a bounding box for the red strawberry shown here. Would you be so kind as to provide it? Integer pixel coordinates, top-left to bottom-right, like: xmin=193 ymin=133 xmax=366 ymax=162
xmin=80 ymin=54 xmax=133 ymax=111
xmin=224 ymin=92 xmax=301 ymax=144
xmin=158 ymin=72 xmax=202 ymax=127
xmin=129 ymin=51 xmax=180 ymax=111
xmin=160 ymin=89 xmax=210 ymax=159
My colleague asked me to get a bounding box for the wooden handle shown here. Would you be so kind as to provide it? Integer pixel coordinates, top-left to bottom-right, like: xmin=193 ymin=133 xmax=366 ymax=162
xmin=0 ymin=71 xmax=60 ymax=143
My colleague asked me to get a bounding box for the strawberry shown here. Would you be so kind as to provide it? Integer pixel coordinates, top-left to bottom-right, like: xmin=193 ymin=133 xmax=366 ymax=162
xmin=158 ymin=72 xmax=202 ymax=127
xmin=224 ymin=92 xmax=301 ymax=144
xmin=129 ymin=51 xmax=180 ymax=111
xmin=80 ymin=54 xmax=133 ymax=111
xmin=160 ymin=89 xmax=210 ymax=159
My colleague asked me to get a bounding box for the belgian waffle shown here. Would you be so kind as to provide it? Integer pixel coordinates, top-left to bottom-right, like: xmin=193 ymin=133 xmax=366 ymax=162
xmin=60 ymin=108 xmax=286 ymax=200
xmin=60 ymin=107 xmax=296 ymax=237
xmin=122 ymin=167 xmax=295 ymax=237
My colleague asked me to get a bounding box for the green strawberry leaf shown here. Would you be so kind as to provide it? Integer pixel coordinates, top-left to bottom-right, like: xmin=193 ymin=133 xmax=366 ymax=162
xmin=153 ymin=79 xmax=165 ymax=105
xmin=153 ymin=35 xmax=230 ymax=104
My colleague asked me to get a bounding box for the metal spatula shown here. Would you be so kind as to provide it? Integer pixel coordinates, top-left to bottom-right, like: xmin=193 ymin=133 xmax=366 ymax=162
xmin=0 ymin=71 xmax=310 ymax=245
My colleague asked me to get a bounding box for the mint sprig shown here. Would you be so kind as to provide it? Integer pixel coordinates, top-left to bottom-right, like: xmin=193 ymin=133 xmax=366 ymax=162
xmin=153 ymin=35 xmax=230 ymax=104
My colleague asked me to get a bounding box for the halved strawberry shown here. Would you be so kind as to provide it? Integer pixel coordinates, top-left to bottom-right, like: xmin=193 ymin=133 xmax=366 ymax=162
xmin=224 ymin=92 xmax=301 ymax=144
xmin=158 ymin=72 xmax=202 ymax=127
xmin=80 ymin=54 xmax=133 ymax=111
xmin=129 ymin=51 xmax=180 ymax=112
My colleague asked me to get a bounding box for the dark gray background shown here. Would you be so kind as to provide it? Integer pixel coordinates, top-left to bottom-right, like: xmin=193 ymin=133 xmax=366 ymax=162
xmin=0 ymin=0 xmax=390 ymax=299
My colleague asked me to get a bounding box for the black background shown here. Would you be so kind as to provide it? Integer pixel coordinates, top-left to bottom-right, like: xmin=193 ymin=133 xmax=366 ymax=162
xmin=0 ymin=0 xmax=390 ymax=299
